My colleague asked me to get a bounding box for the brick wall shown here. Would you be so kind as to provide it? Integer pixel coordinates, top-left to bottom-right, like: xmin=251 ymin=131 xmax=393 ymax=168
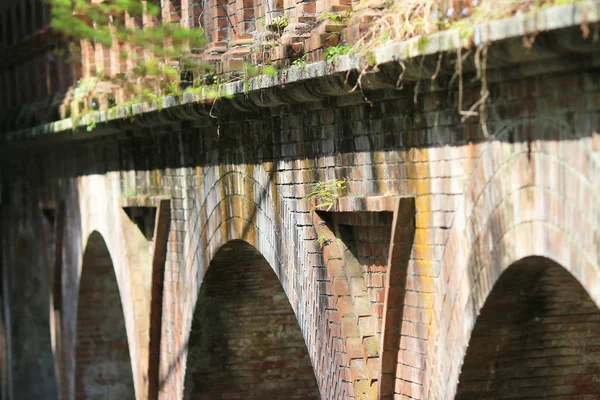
xmin=0 ymin=0 xmax=73 ymax=131
xmin=75 ymin=232 xmax=135 ymax=400
xmin=183 ymin=240 xmax=319 ymax=400
xmin=1 ymin=36 xmax=600 ymax=400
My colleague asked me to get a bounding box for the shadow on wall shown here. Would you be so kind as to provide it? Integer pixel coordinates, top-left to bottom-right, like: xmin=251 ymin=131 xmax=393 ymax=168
xmin=0 ymin=295 xmax=7 ymax=400
xmin=12 ymin=235 xmax=58 ymax=400
xmin=457 ymin=256 xmax=600 ymax=398
xmin=17 ymin=62 xmax=595 ymax=182
xmin=182 ymin=240 xmax=320 ymax=400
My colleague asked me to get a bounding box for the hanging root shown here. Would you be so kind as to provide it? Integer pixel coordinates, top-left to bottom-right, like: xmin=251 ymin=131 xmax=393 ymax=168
xmin=478 ymin=43 xmax=490 ymax=138
xmin=396 ymin=60 xmax=406 ymax=89
xmin=350 ymin=62 xmax=370 ymax=93
xmin=456 ymin=47 xmax=464 ymax=116
xmin=431 ymin=52 xmax=443 ymax=81
xmin=458 ymin=43 xmax=490 ymax=138
xmin=343 ymin=0 xmax=572 ymax=135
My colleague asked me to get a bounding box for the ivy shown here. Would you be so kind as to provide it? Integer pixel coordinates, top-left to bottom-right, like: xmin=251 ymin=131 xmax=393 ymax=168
xmin=323 ymin=45 xmax=351 ymax=63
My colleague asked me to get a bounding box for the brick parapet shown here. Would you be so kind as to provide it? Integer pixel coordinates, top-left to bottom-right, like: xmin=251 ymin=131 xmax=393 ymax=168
xmin=3 ymin=1 xmax=599 ymax=144
xmin=2 ymin=1 xmax=599 ymax=138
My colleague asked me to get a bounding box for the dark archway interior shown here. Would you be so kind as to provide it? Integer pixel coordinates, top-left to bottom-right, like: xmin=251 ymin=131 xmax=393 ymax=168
xmin=183 ymin=240 xmax=320 ymax=400
xmin=75 ymin=232 xmax=135 ymax=400
xmin=456 ymin=256 xmax=600 ymax=399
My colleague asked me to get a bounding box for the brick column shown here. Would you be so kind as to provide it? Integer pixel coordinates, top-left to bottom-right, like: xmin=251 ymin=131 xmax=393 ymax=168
xmin=162 ymin=0 xmax=181 ymax=23
xmin=312 ymin=210 xmax=383 ymax=400
xmin=304 ymin=0 xmax=351 ymax=61
xmin=221 ymin=0 xmax=255 ymax=72
xmin=203 ymin=0 xmax=229 ymax=66
xmin=270 ymin=0 xmax=314 ymax=65
xmin=81 ymin=39 xmax=95 ymax=77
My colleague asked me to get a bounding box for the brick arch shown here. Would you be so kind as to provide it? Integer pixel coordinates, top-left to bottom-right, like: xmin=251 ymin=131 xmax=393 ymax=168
xmin=75 ymin=231 xmax=135 ymax=400
xmin=427 ymin=140 xmax=600 ymax=399
xmin=195 ymin=167 xmax=313 ymax=349
xmin=456 ymin=255 xmax=600 ymax=399
xmin=183 ymin=239 xmax=320 ymax=400
xmin=159 ymin=164 xmax=346 ymax=399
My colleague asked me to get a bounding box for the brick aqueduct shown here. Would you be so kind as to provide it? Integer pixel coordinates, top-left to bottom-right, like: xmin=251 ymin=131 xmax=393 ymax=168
xmin=2 ymin=1 xmax=600 ymax=400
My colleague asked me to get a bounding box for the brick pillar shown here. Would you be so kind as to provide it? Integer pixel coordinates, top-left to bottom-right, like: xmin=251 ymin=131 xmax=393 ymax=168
xmin=221 ymin=0 xmax=255 ymax=72
xmin=109 ymin=16 xmax=124 ymax=77
xmin=304 ymin=0 xmax=351 ymax=61
xmin=188 ymin=0 xmax=212 ymax=69
xmin=186 ymin=0 xmax=203 ymax=27
xmin=203 ymin=0 xmax=229 ymax=65
xmin=180 ymin=0 xmax=190 ymax=27
xmin=81 ymin=39 xmax=95 ymax=77
xmin=162 ymin=0 xmax=181 ymax=23
xmin=273 ymin=0 xmax=313 ymax=65
xmin=144 ymin=0 xmax=161 ymax=28
xmin=68 ymin=42 xmax=83 ymax=88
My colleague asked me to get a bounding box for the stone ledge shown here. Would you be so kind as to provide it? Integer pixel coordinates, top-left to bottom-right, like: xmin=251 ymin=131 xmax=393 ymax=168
xmin=309 ymin=195 xmax=412 ymax=213
xmin=120 ymin=195 xmax=171 ymax=208
xmin=2 ymin=0 xmax=599 ymax=148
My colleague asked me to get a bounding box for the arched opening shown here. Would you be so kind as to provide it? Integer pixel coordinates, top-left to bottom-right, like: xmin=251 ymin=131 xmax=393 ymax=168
xmin=183 ymin=240 xmax=320 ymax=400
xmin=75 ymin=232 xmax=134 ymax=400
xmin=12 ymin=235 xmax=58 ymax=399
xmin=456 ymin=256 xmax=600 ymax=398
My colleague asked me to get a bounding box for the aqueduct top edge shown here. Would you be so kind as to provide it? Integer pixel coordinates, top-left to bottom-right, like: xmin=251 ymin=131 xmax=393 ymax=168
xmin=1 ymin=0 xmax=598 ymax=148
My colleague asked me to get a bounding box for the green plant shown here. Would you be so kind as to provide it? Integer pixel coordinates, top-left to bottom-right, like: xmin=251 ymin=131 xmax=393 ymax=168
xmin=266 ymin=16 xmax=289 ymax=34
xmin=319 ymin=10 xmax=351 ymax=22
xmin=365 ymin=50 xmax=377 ymax=67
xmin=86 ymin=120 xmax=97 ymax=132
xmin=303 ymin=179 xmax=346 ymax=211
xmin=49 ymin=0 xmax=211 ymax=115
xmin=121 ymin=188 xmax=138 ymax=198
xmin=323 ymin=45 xmax=351 ymax=62
xmin=315 ymin=235 xmax=332 ymax=247
xmin=292 ymin=54 xmax=307 ymax=67
xmin=417 ymin=35 xmax=430 ymax=52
